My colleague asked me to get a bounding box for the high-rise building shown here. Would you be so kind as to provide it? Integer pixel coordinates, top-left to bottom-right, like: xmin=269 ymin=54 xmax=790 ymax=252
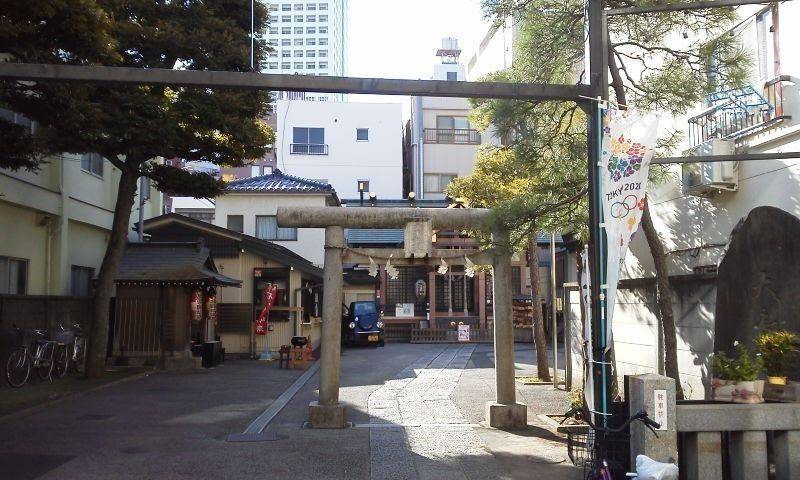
xmin=265 ymin=1 xmax=348 ymax=102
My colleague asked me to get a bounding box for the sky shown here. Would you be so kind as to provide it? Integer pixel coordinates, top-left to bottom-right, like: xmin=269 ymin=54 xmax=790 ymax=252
xmin=345 ymin=0 xmax=491 ymax=116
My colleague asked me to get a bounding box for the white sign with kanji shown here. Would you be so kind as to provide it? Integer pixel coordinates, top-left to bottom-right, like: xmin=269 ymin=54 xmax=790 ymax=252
xmin=653 ymin=389 xmax=668 ymax=431
xmin=457 ymin=325 xmax=470 ymax=342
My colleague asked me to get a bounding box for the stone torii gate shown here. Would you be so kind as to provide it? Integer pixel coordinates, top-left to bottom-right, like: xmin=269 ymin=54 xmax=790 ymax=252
xmin=277 ymin=206 xmax=527 ymax=429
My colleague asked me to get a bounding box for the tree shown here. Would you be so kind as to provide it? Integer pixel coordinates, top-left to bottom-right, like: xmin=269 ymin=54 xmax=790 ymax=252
xmin=0 ymin=1 xmax=275 ymax=378
xmin=453 ymin=0 xmax=748 ymax=398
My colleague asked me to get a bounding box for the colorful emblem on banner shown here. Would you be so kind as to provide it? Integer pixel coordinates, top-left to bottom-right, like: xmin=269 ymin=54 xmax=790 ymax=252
xmin=600 ymin=109 xmax=659 ymax=347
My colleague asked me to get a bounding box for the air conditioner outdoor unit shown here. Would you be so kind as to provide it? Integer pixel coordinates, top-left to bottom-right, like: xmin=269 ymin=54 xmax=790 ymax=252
xmin=681 ymin=138 xmax=738 ymax=197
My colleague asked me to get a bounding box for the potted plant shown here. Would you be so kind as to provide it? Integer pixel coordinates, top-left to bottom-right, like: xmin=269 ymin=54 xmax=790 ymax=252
xmin=711 ymin=344 xmax=764 ymax=403
xmin=756 ymin=330 xmax=799 ymax=386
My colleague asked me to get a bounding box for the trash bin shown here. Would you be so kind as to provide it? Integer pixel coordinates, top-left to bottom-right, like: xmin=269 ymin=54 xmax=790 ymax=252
xmin=202 ymin=341 xmax=221 ymax=368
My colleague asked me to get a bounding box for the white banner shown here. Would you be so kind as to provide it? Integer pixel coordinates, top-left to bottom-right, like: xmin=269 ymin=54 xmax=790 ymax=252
xmin=581 ymin=245 xmax=594 ymax=414
xmin=600 ymin=110 xmax=659 ymax=346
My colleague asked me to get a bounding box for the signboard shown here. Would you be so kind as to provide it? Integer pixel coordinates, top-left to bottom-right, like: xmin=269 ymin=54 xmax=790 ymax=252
xmin=600 ymin=109 xmax=659 ymax=346
xmin=395 ymin=303 xmax=414 ymax=318
xmin=653 ymin=389 xmax=668 ymax=431
xmin=457 ymin=324 xmax=470 ymax=342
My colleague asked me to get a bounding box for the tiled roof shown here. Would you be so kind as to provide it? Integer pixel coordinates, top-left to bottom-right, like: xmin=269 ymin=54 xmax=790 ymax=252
xmin=115 ymin=242 xmax=241 ymax=286
xmin=226 ymin=169 xmax=335 ymax=194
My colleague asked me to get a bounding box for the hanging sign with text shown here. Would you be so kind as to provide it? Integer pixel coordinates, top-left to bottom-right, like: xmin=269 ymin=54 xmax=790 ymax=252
xmin=600 ymin=109 xmax=659 ymax=346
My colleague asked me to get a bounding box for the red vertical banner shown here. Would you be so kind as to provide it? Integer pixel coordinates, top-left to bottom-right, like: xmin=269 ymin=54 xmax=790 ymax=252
xmin=255 ymin=284 xmax=278 ymax=335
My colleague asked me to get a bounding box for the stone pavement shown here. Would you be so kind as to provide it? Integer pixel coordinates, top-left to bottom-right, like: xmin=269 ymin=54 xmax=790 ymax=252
xmin=0 ymin=343 xmax=583 ymax=480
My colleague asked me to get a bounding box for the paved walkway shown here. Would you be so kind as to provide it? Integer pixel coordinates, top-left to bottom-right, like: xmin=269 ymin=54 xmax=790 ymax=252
xmin=0 ymin=343 xmax=582 ymax=480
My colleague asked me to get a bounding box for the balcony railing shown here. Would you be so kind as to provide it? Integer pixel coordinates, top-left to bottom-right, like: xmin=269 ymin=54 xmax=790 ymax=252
xmin=424 ymin=128 xmax=481 ymax=145
xmin=290 ymin=143 xmax=328 ymax=155
xmin=688 ymin=76 xmax=794 ymax=148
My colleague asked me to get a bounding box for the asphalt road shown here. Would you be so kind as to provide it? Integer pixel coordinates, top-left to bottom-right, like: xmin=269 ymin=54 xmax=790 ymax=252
xmin=0 ymin=344 xmax=581 ymax=480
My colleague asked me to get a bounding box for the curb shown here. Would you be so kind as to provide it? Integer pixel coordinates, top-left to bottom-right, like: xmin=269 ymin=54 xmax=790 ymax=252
xmin=0 ymin=369 xmax=158 ymax=424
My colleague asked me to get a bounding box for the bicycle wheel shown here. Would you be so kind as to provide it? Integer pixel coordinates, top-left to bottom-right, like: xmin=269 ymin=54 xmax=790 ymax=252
xmin=36 ymin=343 xmax=54 ymax=381
xmin=54 ymin=344 xmax=70 ymax=379
xmin=6 ymin=350 xmax=31 ymax=388
xmin=72 ymin=339 xmax=85 ymax=374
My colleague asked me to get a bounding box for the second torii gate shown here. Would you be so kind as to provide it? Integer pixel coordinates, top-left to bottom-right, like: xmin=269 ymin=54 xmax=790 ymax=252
xmin=277 ymin=206 xmax=527 ymax=429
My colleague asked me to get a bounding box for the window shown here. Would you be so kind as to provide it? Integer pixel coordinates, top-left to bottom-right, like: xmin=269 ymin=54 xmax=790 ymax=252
xmin=307 ymin=38 xmax=316 ymax=46
xmin=81 ymin=153 xmax=104 ymax=177
xmin=291 ymin=127 xmax=326 ymax=154
xmin=318 ymin=95 xmax=328 ymax=101
xmin=268 ymin=51 xmax=278 ymax=58
xmin=282 ymin=27 xmax=291 ymax=34
xmin=318 ymin=3 xmax=328 ymax=10
xmin=281 ymin=62 xmax=291 ymax=69
xmin=318 ymin=49 xmax=327 ymax=57
xmin=227 ymin=215 xmax=244 ymax=233
xmin=295 ymin=50 xmax=304 ymax=57
xmin=319 ymin=26 xmax=328 ymax=34
xmin=281 ymin=4 xmax=291 ymax=11
xmin=307 ymin=15 xmax=316 ymax=22
xmin=281 ymin=15 xmax=291 ymax=22
xmin=268 ymin=39 xmax=278 ymax=46
xmin=318 ymin=15 xmax=328 ymax=22
xmin=294 ymin=3 xmax=303 ymax=10
xmin=306 ymin=62 xmax=315 ymax=69
xmin=307 ymin=3 xmax=316 ymax=10
xmin=306 ymin=27 xmax=316 ymax=34
xmin=356 ymin=128 xmax=369 ymax=141
xmin=446 ymin=71 xmax=458 ymax=81
xmin=306 ymin=50 xmax=315 ymax=57
xmin=70 ymin=266 xmax=94 ymax=297
xmin=437 ymin=115 xmax=470 ymax=130
xmin=268 ymin=62 xmax=278 ymax=69
xmin=423 ymin=173 xmax=457 ymax=193
xmin=511 ymin=266 xmax=522 ymax=294
xmin=318 ymin=61 xmax=328 ymax=69
xmin=0 ymin=108 xmax=36 ymax=134
xmin=319 ymin=38 xmax=328 ymax=45
xmin=255 ymin=216 xmax=297 ymax=241
xmin=294 ymin=15 xmax=303 ymax=22
xmin=294 ymin=38 xmax=303 ymax=45
xmin=269 ymin=27 xmax=278 ymax=34
xmin=269 ymin=4 xmax=278 ymax=11
xmin=282 ymin=50 xmax=291 ymax=58
xmin=294 ymin=62 xmax=303 ymax=69
xmin=0 ymin=257 xmax=27 ymax=294
xmin=281 ymin=39 xmax=291 ymax=46
xmin=294 ymin=27 xmax=303 ymax=34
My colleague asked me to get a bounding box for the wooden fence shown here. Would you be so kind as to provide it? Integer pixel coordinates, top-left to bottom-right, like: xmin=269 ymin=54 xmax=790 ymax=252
xmin=0 ymin=294 xmax=93 ymax=332
xmin=384 ymin=323 xmax=414 ymax=343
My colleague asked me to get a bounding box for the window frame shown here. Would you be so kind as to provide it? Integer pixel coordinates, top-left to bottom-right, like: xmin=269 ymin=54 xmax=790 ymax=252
xmin=80 ymin=153 xmax=104 ymax=178
xmin=255 ymin=215 xmax=298 ymax=241
xmin=356 ymin=128 xmax=369 ymax=142
xmin=227 ymin=214 xmax=244 ymax=233
xmin=0 ymin=256 xmax=28 ymax=295
xmin=70 ymin=265 xmax=95 ymax=297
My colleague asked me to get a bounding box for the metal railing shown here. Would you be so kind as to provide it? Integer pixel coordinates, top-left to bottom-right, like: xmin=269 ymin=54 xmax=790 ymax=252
xmin=423 ymin=128 xmax=482 ymax=145
xmin=688 ymin=76 xmax=794 ymax=148
xmin=290 ymin=143 xmax=329 ymax=155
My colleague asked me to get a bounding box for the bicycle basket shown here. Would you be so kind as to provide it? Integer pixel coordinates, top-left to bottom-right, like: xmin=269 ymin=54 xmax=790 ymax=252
xmin=567 ymin=430 xmax=592 ymax=467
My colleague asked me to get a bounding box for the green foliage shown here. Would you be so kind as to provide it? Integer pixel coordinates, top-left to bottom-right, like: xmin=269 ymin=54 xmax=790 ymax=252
xmin=0 ymin=0 xmax=274 ymax=188
xmin=713 ymin=344 xmax=762 ymax=381
xmin=567 ymin=387 xmax=584 ymax=410
xmin=756 ymin=330 xmax=799 ymax=377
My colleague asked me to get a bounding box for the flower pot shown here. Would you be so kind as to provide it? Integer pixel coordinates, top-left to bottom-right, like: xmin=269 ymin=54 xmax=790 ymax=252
xmin=768 ymin=376 xmax=788 ymax=386
xmin=712 ymin=378 xmax=737 ymax=402
xmin=732 ymin=380 xmax=765 ymax=404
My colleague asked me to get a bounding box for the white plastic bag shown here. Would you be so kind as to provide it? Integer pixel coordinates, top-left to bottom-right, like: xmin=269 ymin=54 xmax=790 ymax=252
xmin=635 ymin=455 xmax=679 ymax=480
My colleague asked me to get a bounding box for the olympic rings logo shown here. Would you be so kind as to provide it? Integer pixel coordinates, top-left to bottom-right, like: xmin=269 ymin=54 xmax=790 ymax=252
xmin=610 ymin=194 xmax=638 ymax=219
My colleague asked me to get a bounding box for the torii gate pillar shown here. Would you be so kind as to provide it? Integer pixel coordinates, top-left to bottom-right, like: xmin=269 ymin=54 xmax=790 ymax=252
xmin=308 ymin=225 xmax=347 ymax=428
xmin=486 ymin=229 xmax=528 ymax=429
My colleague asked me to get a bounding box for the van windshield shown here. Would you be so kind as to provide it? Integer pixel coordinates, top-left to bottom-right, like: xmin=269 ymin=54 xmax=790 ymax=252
xmin=353 ymin=302 xmax=376 ymax=315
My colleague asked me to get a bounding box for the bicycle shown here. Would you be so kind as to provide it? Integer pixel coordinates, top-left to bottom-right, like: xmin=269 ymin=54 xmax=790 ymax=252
xmin=576 ymin=409 xmax=661 ymax=480
xmin=5 ymin=327 xmax=59 ymax=387
xmin=53 ymin=322 xmax=86 ymax=376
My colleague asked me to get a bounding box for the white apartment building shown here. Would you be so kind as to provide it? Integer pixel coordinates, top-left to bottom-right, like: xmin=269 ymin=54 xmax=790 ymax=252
xmin=465 ymin=17 xmax=517 ymax=81
xmin=265 ymin=0 xmax=347 ymax=102
xmin=407 ymin=39 xmax=499 ymax=200
xmin=0 ymin=119 xmax=162 ymax=297
xmin=275 ymin=99 xmax=403 ymax=199
xmin=610 ymin=2 xmax=800 ymax=398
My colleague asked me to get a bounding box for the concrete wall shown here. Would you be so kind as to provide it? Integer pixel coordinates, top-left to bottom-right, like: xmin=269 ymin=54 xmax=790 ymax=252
xmin=1 ymin=155 xmax=162 ymax=296
xmin=612 ymin=2 xmax=800 ymax=399
xmin=213 ymin=192 xmax=328 ymax=266
xmin=276 ymin=100 xmax=403 ymax=199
